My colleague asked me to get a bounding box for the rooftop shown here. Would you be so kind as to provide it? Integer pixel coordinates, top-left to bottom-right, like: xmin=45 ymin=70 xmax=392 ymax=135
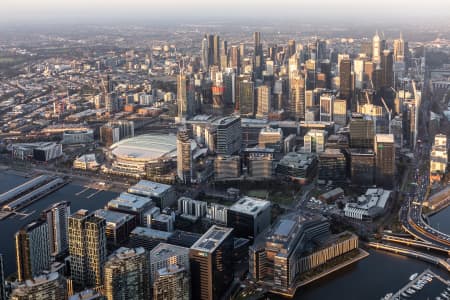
xmin=229 ymin=196 xmax=271 ymax=216
xmin=94 ymin=209 xmax=134 ymax=227
xmin=130 ymin=226 xmax=173 ymax=240
xmin=108 ymin=192 xmax=153 ymax=211
xmin=191 ymin=225 xmax=233 ymax=253
xmin=375 ymin=134 xmax=394 ymax=144
xmin=150 ymin=242 xmax=189 ymax=261
xmin=128 ymin=180 xmax=173 ymax=197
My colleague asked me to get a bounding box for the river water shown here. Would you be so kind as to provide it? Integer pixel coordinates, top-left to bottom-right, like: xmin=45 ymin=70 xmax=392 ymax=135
xmin=0 ymin=172 xmax=448 ymax=299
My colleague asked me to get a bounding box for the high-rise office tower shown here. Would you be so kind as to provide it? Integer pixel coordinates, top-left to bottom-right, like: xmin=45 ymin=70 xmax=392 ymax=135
xmin=375 ymin=134 xmax=395 ymax=189
xmin=222 ymin=69 xmax=236 ymax=105
xmin=353 ymin=58 xmax=365 ymax=89
xmin=220 ymin=40 xmax=228 ymax=57
xmin=239 ymin=43 xmax=245 ymax=59
xmin=304 ymin=129 xmax=327 ymax=153
xmin=317 ymin=39 xmax=327 ymax=60
xmin=213 ymin=116 xmax=242 ymax=155
xmin=176 ymin=128 xmax=192 ymax=184
xmin=340 ymin=58 xmax=352 ymax=101
xmin=238 ymin=80 xmax=255 ymax=116
xmin=68 ymin=210 xmax=106 ymax=288
xmin=177 ymin=73 xmax=195 ymax=120
xmin=213 ymin=35 xmax=220 ymax=66
xmin=253 ymin=32 xmax=263 ymax=78
xmin=207 ymin=34 xmax=214 ymax=67
xmin=201 ymin=35 xmax=209 ymax=71
xmin=230 ymin=46 xmax=241 ymax=75
xmin=333 ymin=98 xmax=347 ymax=126
xmin=380 ymin=50 xmax=394 ymax=88
xmin=320 ymin=94 xmax=334 ymax=122
xmin=153 ymin=265 xmax=190 ymax=300
xmin=350 ymin=149 xmax=375 ymax=186
xmin=190 ymin=225 xmax=234 ymax=300
xmin=42 ymin=201 xmax=70 ymax=257
xmin=372 ymin=31 xmax=381 ymax=64
xmin=103 ymin=247 xmax=150 ymax=300
xmin=256 ymin=85 xmax=271 ymax=118
xmin=350 ymin=117 xmax=375 ymax=149
xmin=287 ymin=39 xmax=296 ymax=58
xmin=15 ymin=220 xmax=50 ymax=282
xmin=10 ymin=272 xmax=67 ymax=300
xmin=0 ymin=254 xmax=5 ymax=300
xmin=289 ymin=73 xmax=305 ymax=120
xmin=393 ymin=33 xmax=405 ymax=63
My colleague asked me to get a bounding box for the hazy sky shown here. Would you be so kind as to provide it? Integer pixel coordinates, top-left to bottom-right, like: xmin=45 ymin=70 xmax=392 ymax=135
xmin=1 ymin=0 xmax=449 ymax=24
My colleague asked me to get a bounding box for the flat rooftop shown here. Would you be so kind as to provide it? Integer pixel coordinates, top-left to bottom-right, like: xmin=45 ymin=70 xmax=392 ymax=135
xmin=130 ymin=226 xmax=173 ymax=240
xmin=94 ymin=209 xmax=134 ymax=227
xmin=108 ymin=192 xmax=153 ymax=211
xmin=191 ymin=225 xmax=233 ymax=253
xmin=229 ymin=196 xmax=271 ymax=216
xmin=128 ymin=180 xmax=173 ymax=197
xmin=150 ymin=242 xmax=189 ymax=260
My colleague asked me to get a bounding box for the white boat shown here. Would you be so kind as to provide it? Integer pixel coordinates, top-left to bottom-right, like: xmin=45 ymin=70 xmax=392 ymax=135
xmin=406 ymin=288 xmax=416 ymax=294
xmin=409 ymin=273 xmax=419 ymax=281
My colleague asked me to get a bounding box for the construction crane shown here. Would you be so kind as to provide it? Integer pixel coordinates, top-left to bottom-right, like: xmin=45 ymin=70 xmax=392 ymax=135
xmin=380 ymin=97 xmax=392 ymax=134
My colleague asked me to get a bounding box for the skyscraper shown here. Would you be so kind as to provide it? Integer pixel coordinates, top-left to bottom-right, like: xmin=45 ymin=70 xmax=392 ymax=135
xmin=339 ymin=58 xmax=352 ymax=101
xmin=320 ymin=94 xmax=335 ymax=122
xmin=189 ymin=225 xmax=234 ymax=300
xmin=201 ymin=35 xmax=209 ymax=71
xmin=393 ymin=33 xmax=405 ymax=63
xmin=374 ymin=134 xmax=395 ymax=189
xmin=253 ymin=32 xmax=263 ymax=78
xmin=15 ymin=220 xmax=50 ymax=282
xmin=42 ymin=201 xmax=70 ymax=257
xmin=238 ymin=80 xmax=255 ymax=116
xmin=380 ymin=50 xmax=394 ymax=88
xmin=287 ymin=39 xmax=296 ymax=58
xmin=256 ymin=85 xmax=271 ymax=118
xmin=68 ymin=210 xmax=106 ymax=288
xmin=372 ymin=31 xmax=381 ymax=64
xmin=104 ymin=247 xmax=150 ymax=300
xmin=177 ymin=73 xmax=195 ymax=120
xmin=176 ymin=128 xmax=192 ymax=184
xmin=149 ymin=243 xmax=190 ymax=284
xmin=230 ymin=46 xmax=241 ymax=75
xmin=289 ymin=73 xmax=305 ymax=120
xmin=153 ymin=265 xmax=190 ymax=300
xmin=213 ymin=116 xmax=242 ymax=155
xmin=350 ymin=117 xmax=375 ymax=149
xmin=213 ymin=35 xmax=220 ymax=67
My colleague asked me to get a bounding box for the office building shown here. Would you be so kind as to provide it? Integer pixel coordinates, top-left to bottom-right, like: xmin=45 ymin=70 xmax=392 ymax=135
xmin=15 ymin=220 xmax=50 ymax=282
xmin=177 ymin=128 xmax=193 ymax=184
xmin=10 ymin=272 xmax=67 ymax=300
xmin=372 ymin=31 xmax=382 ymax=64
xmin=94 ymin=209 xmax=136 ymax=247
xmin=374 ymin=134 xmax=395 ymax=189
xmin=344 ymin=188 xmax=391 ymax=220
xmin=201 ymin=35 xmax=209 ymax=71
xmin=380 ymin=50 xmax=394 ymax=88
xmin=41 ymin=201 xmax=70 ymax=257
xmin=128 ymin=180 xmax=176 ymax=209
xmin=153 ymin=265 xmax=190 ymax=300
xmin=149 ymin=243 xmax=190 ymax=284
xmin=227 ymin=197 xmax=271 ymax=240
xmin=213 ymin=116 xmax=242 ymax=155
xmin=350 ymin=117 xmax=375 ymax=149
xmin=12 ymin=142 xmax=63 ymax=162
xmin=393 ymin=33 xmax=405 ymax=63
xmin=353 ymin=58 xmax=365 ymax=89
xmin=340 ymin=59 xmax=352 ymax=100
xmin=103 ymin=247 xmax=150 ymax=300
xmin=333 ymin=99 xmax=347 ymax=126
xmin=238 ymin=80 xmax=255 ymax=116
xmin=230 ymin=46 xmax=241 ymax=73
xmin=304 ymin=129 xmax=327 ymax=153
xmin=256 ymin=85 xmax=271 ymax=118
xmin=318 ymin=148 xmax=347 ymax=184
xmin=207 ymin=204 xmax=229 ymax=224
xmin=258 ymin=127 xmax=283 ymax=151
xmin=190 ymin=226 xmax=234 ymax=300
xmin=214 ymin=155 xmax=241 ymax=179
xmin=177 ymin=73 xmax=195 ymax=120
xmin=289 ymin=74 xmax=305 ymax=120
xmin=248 ymin=155 xmax=274 ymax=178
xmin=62 ymin=130 xmax=94 ymax=145
xmin=276 ymin=152 xmax=318 ymax=183
xmin=320 ymin=94 xmax=334 ymax=122
xmin=68 ymin=210 xmax=106 ymax=288
xmin=350 ymin=149 xmax=375 ymax=186
xmin=150 ymin=214 xmax=174 ymax=233
xmin=107 ymin=192 xmax=154 ymax=225
xmin=430 ymin=134 xmax=448 ymax=183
